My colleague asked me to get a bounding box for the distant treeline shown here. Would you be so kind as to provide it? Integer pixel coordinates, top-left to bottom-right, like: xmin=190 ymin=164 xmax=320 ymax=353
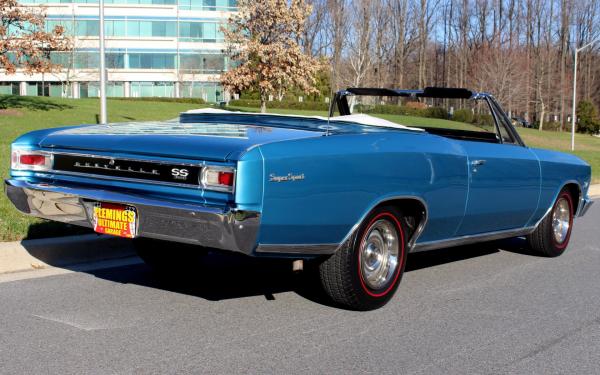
xmin=298 ymin=0 xmax=600 ymax=129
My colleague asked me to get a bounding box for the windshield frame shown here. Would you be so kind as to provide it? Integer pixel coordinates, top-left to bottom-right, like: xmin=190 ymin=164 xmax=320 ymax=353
xmin=330 ymin=87 xmax=526 ymax=147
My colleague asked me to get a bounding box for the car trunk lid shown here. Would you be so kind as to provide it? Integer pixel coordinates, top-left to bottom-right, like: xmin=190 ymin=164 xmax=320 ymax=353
xmin=38 ymin=121 xmax=324 ymax=161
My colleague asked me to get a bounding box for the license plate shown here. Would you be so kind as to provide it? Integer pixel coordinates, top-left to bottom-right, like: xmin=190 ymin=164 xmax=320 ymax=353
xmin=92 ymin=203 xmax=137 ymax=238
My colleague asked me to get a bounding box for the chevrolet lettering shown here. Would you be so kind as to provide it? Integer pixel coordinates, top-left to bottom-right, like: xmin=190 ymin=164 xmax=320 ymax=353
xmin=5 ymin=87 xmax=593 ymax=310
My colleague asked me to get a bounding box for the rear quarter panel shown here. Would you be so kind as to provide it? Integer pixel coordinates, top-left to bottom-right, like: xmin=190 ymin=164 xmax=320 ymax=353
xmin=252 ymin=131 xmax=469 ymax=247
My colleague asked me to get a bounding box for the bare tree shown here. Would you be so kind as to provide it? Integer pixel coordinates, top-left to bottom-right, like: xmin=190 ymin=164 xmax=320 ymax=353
xmin=346 ymin=0 xmax=372 ymax=87
xmin=327 ymin=0 xmax=347 ymax=93
xmin=256 ymin=0 xmax=600 ymax=124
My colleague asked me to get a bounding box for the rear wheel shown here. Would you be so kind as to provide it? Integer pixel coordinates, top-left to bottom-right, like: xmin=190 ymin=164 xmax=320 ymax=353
xmin=527 ymin=188 xmax=575 ymax=257
xmin=318 ymin=206 xmax=408 ymax=310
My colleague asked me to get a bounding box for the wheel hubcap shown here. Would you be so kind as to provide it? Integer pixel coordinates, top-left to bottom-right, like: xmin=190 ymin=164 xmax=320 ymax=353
xmin=552 ymin=197 xmax=571 ymax=245
xmin=360 ymin=219 xmax=399 ymax=290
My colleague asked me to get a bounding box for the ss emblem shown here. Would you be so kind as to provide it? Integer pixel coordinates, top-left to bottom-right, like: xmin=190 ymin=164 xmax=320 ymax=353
xmin=171 ymin=168 xmax=189 ymax=179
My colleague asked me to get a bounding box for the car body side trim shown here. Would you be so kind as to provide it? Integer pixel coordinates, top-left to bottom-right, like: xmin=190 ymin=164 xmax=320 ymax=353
xmin=412 ymin=226 xmax=536 ymax=252
xmin=255 ymin=243 xmax=338 ymax=255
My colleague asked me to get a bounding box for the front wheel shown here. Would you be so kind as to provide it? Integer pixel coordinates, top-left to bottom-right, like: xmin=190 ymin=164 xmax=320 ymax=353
xmin=318 ymin=206 xmax=408 ymax=310
xmin=527 ymin=188 xmax=575 ymax=257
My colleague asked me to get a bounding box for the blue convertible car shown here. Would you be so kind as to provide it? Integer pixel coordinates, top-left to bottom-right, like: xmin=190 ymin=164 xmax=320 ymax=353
xmin=5 ymin=87 xmax=593 ymax=310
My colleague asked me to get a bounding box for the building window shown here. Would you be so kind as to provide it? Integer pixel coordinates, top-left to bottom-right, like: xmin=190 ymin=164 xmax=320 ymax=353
xmin=128 ymin=53 xmax=175 ymax=69
xmin=105 ymin=20 xmax=127 ymax=37
xmin=180 ymin=82 xmax=222 ymax=102
xmin=105 ymin=0 xmax=177 ymax=4
xmin=76 ymin=20 xmax=101 ymax=37
xmin=179 ymin=54 xmax=225 ymax=73
xmin=55 ymin=52 xmax=125 ymax=69
xmin=80 ymin=82 xmax=124 ymax=98
xmin=130 ymin=82 xmax=174 ymax=98
xmin=126 ymin=20 xmax=175 ymax=38
xmin=179 ymin=22 xmax=223 ymax=42
xmin=46 ymin=20 xmax=73 ymax=34
xmin=24 ymin=82 xmax=66 ymax=97
xmin=18 ymin=0 xmax=187 ymax=4
xmin=179 ymin=0 xmax=236 ymax=11
xmin=106 ymin=53 xmax=126 ymax=69
xmin=0 ymin=82 xmax=19 ymax=96
xmin=74 ymin=19 xmax=175 ymax=38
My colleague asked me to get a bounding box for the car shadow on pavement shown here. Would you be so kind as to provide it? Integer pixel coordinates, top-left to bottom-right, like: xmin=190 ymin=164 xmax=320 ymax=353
xmin=492 ymin=236 xmax=548 ymax=257
xmin=405 ymin=242 xmax=500 ymax=272
xmin=80 ymin=240 xmax=519 ymax=308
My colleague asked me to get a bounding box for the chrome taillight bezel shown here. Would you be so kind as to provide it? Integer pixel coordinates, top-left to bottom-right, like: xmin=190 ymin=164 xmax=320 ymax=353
xmin=200 ymin=165 xmax=236 ymax=193
xmin=11 ymin=147 xmax=53 ymax=172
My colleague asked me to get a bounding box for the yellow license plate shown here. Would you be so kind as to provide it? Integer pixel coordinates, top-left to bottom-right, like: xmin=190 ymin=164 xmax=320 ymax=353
xmin=92 ymin=203 xmax=137 ymax=238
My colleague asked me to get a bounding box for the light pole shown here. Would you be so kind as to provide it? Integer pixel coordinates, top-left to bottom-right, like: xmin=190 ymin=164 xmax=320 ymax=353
xmin=99 ymin=0 xmax=107 ymax=124
xmin=571 ymin=36 xmax=600 ymax=151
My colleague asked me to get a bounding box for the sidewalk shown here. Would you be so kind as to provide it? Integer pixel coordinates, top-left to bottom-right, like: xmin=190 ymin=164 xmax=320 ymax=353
xmin=589 ymin=184 xmax=600 ymax=198
xmin=0 ymin=234 xmax=134 ymax=274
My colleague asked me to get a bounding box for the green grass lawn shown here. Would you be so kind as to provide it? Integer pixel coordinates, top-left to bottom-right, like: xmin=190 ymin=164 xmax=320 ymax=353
xmin=0 ymin=97 xmax=598 ymax=241
xmin=0 ymin=95 xmax=206 ymax=241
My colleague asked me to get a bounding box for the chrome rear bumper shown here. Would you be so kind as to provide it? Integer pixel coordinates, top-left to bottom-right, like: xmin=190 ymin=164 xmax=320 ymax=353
xmin=5 ymin=179 xmax=260 ymax=255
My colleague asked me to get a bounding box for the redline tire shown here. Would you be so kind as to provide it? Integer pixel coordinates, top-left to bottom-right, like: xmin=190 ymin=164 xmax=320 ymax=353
xmin=318 ymin=206 xmax=408 ymax=310
xmin=527 ymin=189 xmax=575 ymax=257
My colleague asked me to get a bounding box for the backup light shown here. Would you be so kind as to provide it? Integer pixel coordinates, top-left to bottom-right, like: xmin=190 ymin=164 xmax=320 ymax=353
xmin=201 ymin=166 xmax=235 ymax=193
xmin=11 ymin=148 xmax=53 ymax=171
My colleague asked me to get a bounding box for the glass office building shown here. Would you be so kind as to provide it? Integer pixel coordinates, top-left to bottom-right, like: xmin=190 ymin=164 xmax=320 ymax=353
xmin=1 ymin=0 xmax=236 ymax=101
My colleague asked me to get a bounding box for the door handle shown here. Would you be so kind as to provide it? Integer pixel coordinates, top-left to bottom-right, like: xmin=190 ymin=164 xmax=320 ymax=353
xmin=471 ymin=159 xmax=486 ymax=173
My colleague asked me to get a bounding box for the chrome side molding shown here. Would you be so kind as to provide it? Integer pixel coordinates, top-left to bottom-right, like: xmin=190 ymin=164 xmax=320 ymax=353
xmin=255 ymin=243 xmax=338 ymax=255
xmin=411 ymin=226 xmax=535 ymax=253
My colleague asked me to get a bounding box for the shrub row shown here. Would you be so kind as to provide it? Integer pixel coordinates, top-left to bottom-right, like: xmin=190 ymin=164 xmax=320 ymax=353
xmin=228 ymin=99 xmax=330 ymax=111
xmin=472 ymin=113 xmax=495 ymax=128
xmin=114 ymin=97 xmax=206 ymax=104
xmin=452 ymin=108 xmax=473 ymax=123
xmin=355 ymin=104 xmax=449 ymax=119
xmin=538 ymin=121 xmax=561 ymax=131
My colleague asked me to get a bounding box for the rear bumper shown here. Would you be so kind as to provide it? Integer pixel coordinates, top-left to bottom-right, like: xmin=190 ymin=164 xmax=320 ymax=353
xmin=5 ymin=179 xmax=260 ymax=255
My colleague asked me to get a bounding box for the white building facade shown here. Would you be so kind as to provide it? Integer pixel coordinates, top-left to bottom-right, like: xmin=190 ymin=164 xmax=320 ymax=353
xmin=0 ymin=0 xmax=236 ymax=102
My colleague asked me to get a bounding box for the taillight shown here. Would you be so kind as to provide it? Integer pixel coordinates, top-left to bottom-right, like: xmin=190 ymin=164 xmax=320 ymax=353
xmin=218 ymin=171 xmax=234 ymax=186
xmin=20 ymin=154 xmax=47 ymax=165
xmin=201 ymin=166 xmax=235 ymax=193
xmin=11 ymin=148 xmax=53 ymax=171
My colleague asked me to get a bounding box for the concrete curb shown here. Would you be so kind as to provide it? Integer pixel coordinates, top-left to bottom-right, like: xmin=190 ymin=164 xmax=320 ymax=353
xmin=0 ymin=234 xmax=135 ymax=275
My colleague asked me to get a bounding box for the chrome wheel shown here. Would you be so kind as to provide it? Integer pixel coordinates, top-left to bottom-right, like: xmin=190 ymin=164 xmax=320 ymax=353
xmin=552 ymin=197 xmax=571 ymax=245
xmin=359 ymin=219 xmax=400 ymax=290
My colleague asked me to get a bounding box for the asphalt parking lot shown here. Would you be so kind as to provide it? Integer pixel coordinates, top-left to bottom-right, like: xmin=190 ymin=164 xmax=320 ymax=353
xmin=0 ymin=201 xmax=598 ymax=374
